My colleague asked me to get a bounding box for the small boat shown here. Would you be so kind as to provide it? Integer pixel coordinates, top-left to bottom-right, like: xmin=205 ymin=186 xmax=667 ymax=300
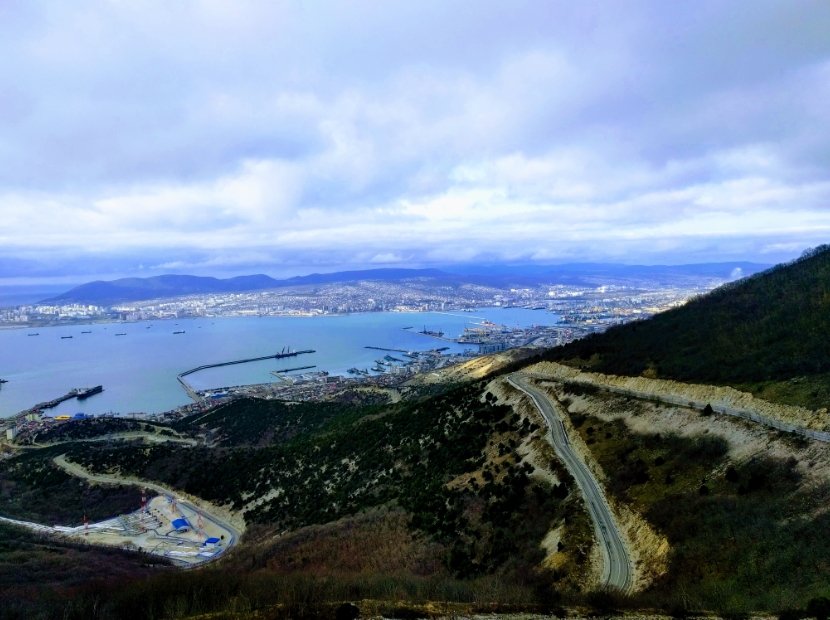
xmin=173 ymin=330 xmax=185 ymax=334
xmin=28 ymin=333 xmax=39 ymax=336
xmin=81 ymin=330 xmax=92 ymax=334
xmin=61 ymin=335 xmax=73 ymax=339
xmin=115 ymin=333 xmax=126 ymax=336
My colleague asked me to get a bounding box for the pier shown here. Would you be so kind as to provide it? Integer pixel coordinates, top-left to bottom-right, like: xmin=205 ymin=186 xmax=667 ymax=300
xmin=11 ymin=385 xmax=104 ymax=421
xmin=28 ymin=390 xmax=82 ymax=411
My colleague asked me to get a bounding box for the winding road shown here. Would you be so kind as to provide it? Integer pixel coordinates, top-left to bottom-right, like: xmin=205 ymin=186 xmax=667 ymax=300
xmin=508 ymin=373 xmax=633 ymax=591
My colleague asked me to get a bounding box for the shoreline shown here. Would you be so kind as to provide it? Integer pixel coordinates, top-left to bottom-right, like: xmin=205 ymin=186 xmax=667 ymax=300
xmin=0 ymin=309 xmax=562 ymax=419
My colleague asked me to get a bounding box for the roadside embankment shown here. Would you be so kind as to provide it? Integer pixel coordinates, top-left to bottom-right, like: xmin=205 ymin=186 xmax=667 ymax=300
xmin=526 ymin=362 xmax=830 ymax=439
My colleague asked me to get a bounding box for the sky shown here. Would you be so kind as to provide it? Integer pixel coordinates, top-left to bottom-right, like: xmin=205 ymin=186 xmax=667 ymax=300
xmin=1 ymin=1 xmax=829 ymax=283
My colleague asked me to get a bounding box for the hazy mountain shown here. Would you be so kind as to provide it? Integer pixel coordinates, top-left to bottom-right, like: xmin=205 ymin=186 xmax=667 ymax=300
xmin=41 ymin=262 xmax=770 ymax=305
xmin=41 ymin=269 xmax=448 ymax=305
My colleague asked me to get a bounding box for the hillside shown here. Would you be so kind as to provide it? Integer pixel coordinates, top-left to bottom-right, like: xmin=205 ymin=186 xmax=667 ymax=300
xmin=546 ymin=246 xmax=830 ymax=408
xmin=40 ymin=262 xmax=769 ymax=306
xmin=3 ymin=356 xmax=830 ymax=617
xmin=4 ymin=252 xmax=830 ymax=619
xmin=42 ymin=269 xmax=448 ymax=305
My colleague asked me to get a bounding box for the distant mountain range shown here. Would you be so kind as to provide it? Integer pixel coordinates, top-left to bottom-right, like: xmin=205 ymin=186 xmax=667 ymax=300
xmin=42 ymin=262 xmax=770 ymax=305
xmin=41 ymin=269 xmax=447 ymax=305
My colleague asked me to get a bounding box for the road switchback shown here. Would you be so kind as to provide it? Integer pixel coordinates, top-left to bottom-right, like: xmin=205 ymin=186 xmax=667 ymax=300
xmin=508 ymin=373 xmax=633 ymax=592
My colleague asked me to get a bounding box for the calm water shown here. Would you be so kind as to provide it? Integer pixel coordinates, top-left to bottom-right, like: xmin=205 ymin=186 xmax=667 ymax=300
xmin=0 ymin=308 xmax=557 ymax=417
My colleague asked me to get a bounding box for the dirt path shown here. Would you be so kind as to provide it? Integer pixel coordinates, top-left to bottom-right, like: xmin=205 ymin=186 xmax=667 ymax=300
xmin=53 ymin=454 xmax=245 ymax=534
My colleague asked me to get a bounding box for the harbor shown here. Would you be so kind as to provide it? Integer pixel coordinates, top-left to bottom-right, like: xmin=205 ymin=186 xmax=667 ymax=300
xmin=178 ymin=349 xmax=316 ymax=401
xmin=0 ymin=309 xmax=566 ymax=418
xmin=178 ymin=348 xmax=315 ymax=379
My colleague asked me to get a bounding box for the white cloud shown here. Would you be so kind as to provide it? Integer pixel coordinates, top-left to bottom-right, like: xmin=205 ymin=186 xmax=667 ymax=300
xmin=0 ymin=1 xmax=829 ymax=276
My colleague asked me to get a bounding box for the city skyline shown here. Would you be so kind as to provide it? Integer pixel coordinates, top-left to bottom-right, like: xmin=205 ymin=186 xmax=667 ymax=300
xmin=1 ymin=1 xmax=829 ymax=283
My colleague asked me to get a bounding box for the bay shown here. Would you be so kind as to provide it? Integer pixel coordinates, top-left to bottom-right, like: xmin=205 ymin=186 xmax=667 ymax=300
xmin=0 ymin=307 xmax=557 ymax=417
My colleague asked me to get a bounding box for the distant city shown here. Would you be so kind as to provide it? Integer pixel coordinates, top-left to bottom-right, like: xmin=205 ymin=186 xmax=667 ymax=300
xmin=1 ymin=275 xmax=720 ymax=340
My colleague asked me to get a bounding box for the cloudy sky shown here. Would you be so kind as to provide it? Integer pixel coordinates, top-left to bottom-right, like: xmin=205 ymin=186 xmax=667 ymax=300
xmin=1 ymin=1 xmax=829 ymax=282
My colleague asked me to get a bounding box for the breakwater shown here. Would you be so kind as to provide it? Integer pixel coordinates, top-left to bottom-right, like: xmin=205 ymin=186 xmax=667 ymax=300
xmin=177 ymin=349 xmax=315 ymax=401
xmin=272 ymin=365 xmax=316 ymax=374
xmin=365 ymin=346 xmax=409 ymax=353
xmin=178 ymin=350 xmax=315 ymax=379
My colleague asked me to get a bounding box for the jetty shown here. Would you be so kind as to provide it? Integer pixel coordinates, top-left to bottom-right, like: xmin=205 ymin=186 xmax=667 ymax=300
xmin=29 ymin=391 xmax=82 ymax=411
xmin=12 ymin=385 xmax=104 ymax=420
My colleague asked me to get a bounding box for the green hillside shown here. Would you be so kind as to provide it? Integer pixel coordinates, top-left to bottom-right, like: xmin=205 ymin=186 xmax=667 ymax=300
xmin=547 ymin=245 xmax=830 ymax=407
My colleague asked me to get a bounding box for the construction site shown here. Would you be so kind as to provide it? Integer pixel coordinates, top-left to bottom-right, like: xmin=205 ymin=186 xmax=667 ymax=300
xmin=0 ymin=492 xmax=235 ymax=567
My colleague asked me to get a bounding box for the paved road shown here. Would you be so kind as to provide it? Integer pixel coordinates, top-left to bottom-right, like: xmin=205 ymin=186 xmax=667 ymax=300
xmin=53 ymin=454 xmax=241 ymax=564
xmin=508 ymin=373 xmax=633 ymax=591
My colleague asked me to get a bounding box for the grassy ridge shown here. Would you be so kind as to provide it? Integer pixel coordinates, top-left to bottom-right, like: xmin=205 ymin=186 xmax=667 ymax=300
xmin=547 ymin=246 xmax=830 ymax=407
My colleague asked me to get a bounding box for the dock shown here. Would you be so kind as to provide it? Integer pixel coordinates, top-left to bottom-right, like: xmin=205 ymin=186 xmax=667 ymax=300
xmin=11 ymin=385 xmax=104 ymax=421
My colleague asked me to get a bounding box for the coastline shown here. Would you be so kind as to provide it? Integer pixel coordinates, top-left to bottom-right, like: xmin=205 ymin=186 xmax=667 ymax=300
xmin=0 ymin=309 xmax=560 ymax=418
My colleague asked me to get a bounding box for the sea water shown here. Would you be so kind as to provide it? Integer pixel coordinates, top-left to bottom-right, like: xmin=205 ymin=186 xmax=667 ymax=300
xmin=0 ymin=308 xmax=556 ymax=417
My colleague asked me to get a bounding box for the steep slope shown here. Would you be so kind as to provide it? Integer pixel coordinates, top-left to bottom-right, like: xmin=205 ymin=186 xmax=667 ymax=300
xmin=546 ymin=246 xmax=830 ymax=404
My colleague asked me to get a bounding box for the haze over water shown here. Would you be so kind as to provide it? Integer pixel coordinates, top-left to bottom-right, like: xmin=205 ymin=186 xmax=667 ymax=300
xmin=0 ymin=308 xmax=555 ymax=417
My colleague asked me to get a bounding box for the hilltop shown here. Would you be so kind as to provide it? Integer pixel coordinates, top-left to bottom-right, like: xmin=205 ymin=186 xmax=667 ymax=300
xmin=546 ymin=245 xmax=830 ymax=408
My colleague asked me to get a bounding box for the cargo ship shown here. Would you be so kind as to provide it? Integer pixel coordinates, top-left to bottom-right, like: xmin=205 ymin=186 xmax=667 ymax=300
xmin=77 ymin=385 xmax=103 ymax=399
xmin=420 ymin=326 xmax=445 ymax=337
xmin=61 ymin=335 xmax=73 ymax=339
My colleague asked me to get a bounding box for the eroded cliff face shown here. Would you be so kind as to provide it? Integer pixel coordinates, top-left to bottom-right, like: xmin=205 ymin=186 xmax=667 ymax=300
xmin=527 ymin=362 xmax=830 ymax=434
